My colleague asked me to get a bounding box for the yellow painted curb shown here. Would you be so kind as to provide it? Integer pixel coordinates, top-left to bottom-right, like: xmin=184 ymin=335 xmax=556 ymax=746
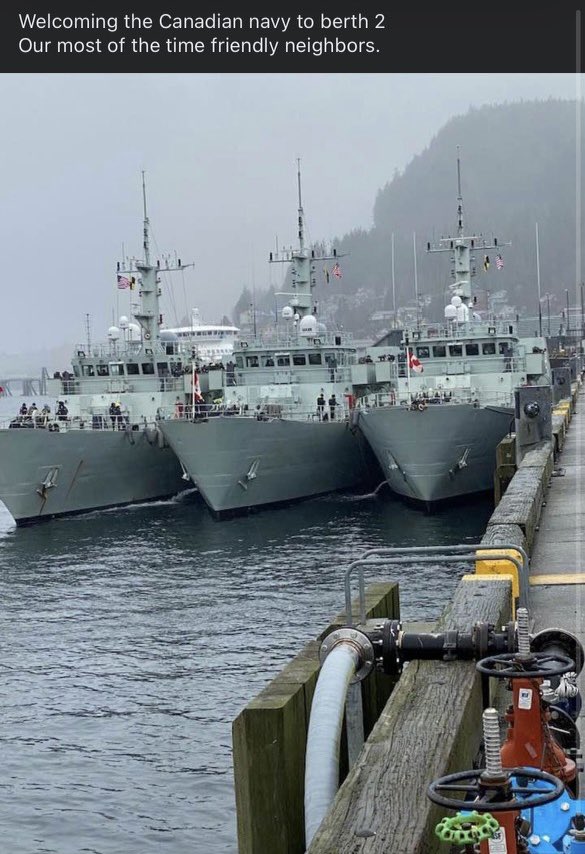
xmin=530 ymin=573 xmax=585 ymax=586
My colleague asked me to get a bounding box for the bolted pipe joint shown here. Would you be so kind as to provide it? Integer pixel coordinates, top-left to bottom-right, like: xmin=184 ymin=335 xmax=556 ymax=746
xmin=319 ymin=628 xmax=375 ymax=683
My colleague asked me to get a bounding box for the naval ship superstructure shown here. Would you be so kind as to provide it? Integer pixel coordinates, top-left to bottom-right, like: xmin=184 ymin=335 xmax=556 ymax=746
xmin=158 ymin=164 xmax=377 ymax=515
xmin=355 ymin=156 xmax=551 ymax=506
xmin=0 ymin=178 xmax=191 ymax=524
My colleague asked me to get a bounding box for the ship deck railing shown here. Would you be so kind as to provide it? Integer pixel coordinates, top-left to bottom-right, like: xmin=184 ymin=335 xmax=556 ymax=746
xmin=227 ymin=365 xmax=353 ymax=387
xmin=366 ymin=355 xmax=525 ymax=379
xmin=73 ymin=340 xmax=194 ymax=359
xmin=400 ymin=319 xmax=519 ymax=340
xmin=0 ymin=413 xmax=160 ymax=432
xmin=363 ymin=388 xmax=516 ymax=409
xmin=156 ymin=404 xmax=353 ymax=424
xmin=46 ymin=376 xmax=187 ymax=396
xmin=235 ymin=330 xmax=355 ymax=350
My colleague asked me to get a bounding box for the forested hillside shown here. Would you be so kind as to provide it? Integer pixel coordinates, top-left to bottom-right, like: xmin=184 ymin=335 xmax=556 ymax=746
xmin=235 ymin=99 xmax=583 ymax=335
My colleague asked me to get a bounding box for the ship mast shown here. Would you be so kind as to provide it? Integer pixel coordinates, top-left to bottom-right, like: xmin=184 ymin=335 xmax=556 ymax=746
xmin=427 ymin=149 xmax=509 ymax=309
xmin=117 ymin=172 xmax=193 ymax=345
xmin=270 ymin=159 xmax=344 ymax=322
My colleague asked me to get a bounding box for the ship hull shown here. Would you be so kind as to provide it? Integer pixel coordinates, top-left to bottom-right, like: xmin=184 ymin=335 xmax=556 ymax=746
xmin=357 ymin=404 xmax=514 ymax=505
xmin=0 ymin=426 xmax=185 ymax=525
xmin=158 ymin=416 xmax=375 ymax=514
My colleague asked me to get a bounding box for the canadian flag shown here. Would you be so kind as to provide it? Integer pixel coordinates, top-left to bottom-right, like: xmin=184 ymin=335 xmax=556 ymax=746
xmin=192 ymin=370 xmax=204 ymax=402
xmin=408 ymin=350 xmax=424 ymax=373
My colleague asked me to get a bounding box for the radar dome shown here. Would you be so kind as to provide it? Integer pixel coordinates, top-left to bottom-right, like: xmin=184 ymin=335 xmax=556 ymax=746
xmin=108 ymin=326 xmax=120 ymax=340
xmin=451 ymin=295 xmax=462 ymax=307
xmin=317 ymin=322 xmax=327 ymax=335
xmin=282 ymin=306 xmax=294 ymax=319
xmin=456 ymin=304 xmax=469 ymax=322
xmin=128 ymin=323 xmax=141 ymax=340
xmin=160 ymin=330 xmax=179 ymax=342
xmin=119 ymin=315 xmax=129 ymax=329
xmin=299 ymin=315 xmax=318 ymax=337
xmin=444 ymin=304 xmax=457 ymax=320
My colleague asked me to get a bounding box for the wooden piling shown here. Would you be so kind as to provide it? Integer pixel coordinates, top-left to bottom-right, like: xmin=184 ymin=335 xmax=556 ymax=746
xmin=232 ymin=582 xmax=399 ymax=854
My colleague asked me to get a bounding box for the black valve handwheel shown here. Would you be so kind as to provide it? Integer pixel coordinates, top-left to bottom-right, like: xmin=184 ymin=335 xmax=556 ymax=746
xmin=427 ymin=767 xmax=564 ymax=812
xmin=476 ymin=651 xmax=574 ymax=679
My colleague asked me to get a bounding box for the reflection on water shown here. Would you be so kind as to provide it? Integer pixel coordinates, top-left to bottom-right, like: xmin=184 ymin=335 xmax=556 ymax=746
xmin=0 ymin=476 xmax=493 ymax=853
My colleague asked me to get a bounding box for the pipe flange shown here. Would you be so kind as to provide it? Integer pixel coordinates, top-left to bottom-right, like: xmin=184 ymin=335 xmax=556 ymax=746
xmin=531 ymin=629 xmax=584 ymax=675
xmin=320 ymin=628 xmax=375 ymax=683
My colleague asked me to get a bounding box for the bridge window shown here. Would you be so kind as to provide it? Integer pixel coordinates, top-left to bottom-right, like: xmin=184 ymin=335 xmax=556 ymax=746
xmin=482 ymin=342 xmax=496 ymax=355
xmin=141 ymin=363 xmax=155 ymax=375
xmin=432 ymin=345 xmax=446 ymax=357
xmin=499 ymin=342 xmax=512 ymax=355
xmin=261 ymin=355 xmax=275 ymax=367
xmin=276 ymin=354 xmax=290 ymax=367
xmin=126 ymin=363 xmax=139 ymax=375
xmin=235 ymin=356 xmax=244 ymax=369
xmin=96 ymin=364 xmax=109 ymax=377
xmin=465 ymin=343 xmax=479 ymax=356
xmin=73 ymin=365 xmax=80 ymax=378
xmin=416 ymin=346 xmax=430 ymax=359
xmin=109 ymin=363 xmax=125 ymax=376
xmin=308 ymin=353 xmax=322 ymax=365
xmin=292 ymin=354 xmax=307 ymax=366
xmin=157 ymin=362 xmax=170 ymax=376
xmin=246 ymin=355 xmax=259 ymax=368
xmin=82 ymin=364 xmax=95 ymax=377
xmin=449 ymin=344 xmax=463 ymax=357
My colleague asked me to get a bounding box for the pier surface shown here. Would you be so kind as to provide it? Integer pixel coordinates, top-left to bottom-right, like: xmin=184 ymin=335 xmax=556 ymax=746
xmin=529 ymin=383 xmax=585 ymax=765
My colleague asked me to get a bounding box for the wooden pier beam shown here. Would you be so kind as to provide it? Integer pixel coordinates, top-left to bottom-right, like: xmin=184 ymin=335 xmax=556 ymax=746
xmin=308 ymin=577 xmax=512 ymax=854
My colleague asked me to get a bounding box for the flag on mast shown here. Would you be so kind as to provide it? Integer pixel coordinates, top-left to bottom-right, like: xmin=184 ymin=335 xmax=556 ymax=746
xmin=408 ymin=351 xmax=424 ymax=373
xmin=332 ymin=262 xmax=342 ymax=279
xmin=117 ymin=274 xmax=131 ymax=289
xmin=193 ymin=371 xmax=204 ymax=403
xmin=495 ymin=254 xmax=504 ymax=270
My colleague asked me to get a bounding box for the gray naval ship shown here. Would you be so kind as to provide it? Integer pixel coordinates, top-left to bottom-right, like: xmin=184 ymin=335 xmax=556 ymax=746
xmin=158 ymin=164 xmax=377 ymax=515
xmin=0 ymin=178 xmax=191 ymax=525
xmin=355 ymin=155 xmax=551 ymax=507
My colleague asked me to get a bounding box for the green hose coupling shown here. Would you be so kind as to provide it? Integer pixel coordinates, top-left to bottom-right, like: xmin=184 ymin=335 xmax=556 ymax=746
xmin=435 ymin=811 xmax=500 ymax=845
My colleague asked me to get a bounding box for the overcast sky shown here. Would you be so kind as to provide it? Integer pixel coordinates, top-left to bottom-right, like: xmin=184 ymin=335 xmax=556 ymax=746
xmin=0 ymin=72 xmax=579 ymax=355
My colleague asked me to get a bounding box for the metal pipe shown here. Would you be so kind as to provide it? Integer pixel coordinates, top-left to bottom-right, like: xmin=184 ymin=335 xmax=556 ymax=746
xmin=344 ymin=545 xmax=528 ymax=626
xmin=304 ymin=643 xmax=359 ymax=848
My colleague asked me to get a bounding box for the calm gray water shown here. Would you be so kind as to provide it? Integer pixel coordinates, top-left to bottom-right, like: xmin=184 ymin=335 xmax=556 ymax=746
xmin=0 ymin=395 xmax=493 ymax=853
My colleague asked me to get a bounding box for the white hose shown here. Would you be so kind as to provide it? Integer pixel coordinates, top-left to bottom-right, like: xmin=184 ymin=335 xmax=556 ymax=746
xmin=304 ymin=643 xmax=359 ymax=849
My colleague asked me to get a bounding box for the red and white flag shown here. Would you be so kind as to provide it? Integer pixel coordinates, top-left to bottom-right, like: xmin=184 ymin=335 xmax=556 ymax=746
xmin=192 ymin=370 xmax=204 ymax=402
xmin=408 ymin=350 xmax=424 ymax=373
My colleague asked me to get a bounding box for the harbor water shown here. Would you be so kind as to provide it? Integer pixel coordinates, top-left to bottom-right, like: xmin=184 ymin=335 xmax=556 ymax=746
xmin=0 ymin=395 xmax=494 ymax=853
